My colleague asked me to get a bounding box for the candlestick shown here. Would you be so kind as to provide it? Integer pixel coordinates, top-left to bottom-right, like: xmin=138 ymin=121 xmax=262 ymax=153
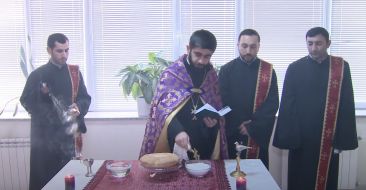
xmin=64 ymin=175 xmax=75 ymax=190
xmin=230 ymin=151 xmax=246 ymax=177
xmin=236 ymin=176 xmax=246 ymax=190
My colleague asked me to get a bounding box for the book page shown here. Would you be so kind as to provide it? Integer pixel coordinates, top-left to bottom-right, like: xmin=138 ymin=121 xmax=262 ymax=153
xmin=195 ymin=103 xmax=231 ymax=116
xmin=218 ymin=106 xmax=231 ymax=116
xmin=194 ymin=103 xmax=218 ymax=114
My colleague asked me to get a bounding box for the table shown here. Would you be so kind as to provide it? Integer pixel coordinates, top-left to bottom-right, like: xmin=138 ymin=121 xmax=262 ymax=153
xmin=42 ymin=159 xmax=280 ymax=190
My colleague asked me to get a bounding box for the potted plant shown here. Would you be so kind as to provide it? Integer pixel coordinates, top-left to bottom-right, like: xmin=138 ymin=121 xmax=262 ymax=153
xmin=116 ymin=52 xmax=172 ymax=116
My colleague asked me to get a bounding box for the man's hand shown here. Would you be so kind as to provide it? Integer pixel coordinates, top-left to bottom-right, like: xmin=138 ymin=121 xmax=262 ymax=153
xmin=203 ymin=117 xmax=218 ymax=128
xmin=40 ymin=82 xmax=49 ymax=94
xmin=68 ymin=103 xmax=80 ymax=117
xmin=239 ymin=120 xmax=251 ymax=135
xmin=175 ymin=132 xmax=190 ymax=150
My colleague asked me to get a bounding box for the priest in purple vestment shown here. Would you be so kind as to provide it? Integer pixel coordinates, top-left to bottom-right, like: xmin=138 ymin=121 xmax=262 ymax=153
xmin=140 ymin=29 xmax=228 ymax=160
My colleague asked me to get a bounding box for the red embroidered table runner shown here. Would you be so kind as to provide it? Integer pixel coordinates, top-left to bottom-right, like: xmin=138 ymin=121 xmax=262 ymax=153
xmin=84 ymin=160 xmax=230 ymax=190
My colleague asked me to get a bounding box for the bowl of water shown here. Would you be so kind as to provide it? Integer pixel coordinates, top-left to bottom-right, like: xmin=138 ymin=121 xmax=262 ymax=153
xmin=106 ymin=161 xmax=131 ymax=178
xmin=185 ymin=160 xmax=211 ymax=177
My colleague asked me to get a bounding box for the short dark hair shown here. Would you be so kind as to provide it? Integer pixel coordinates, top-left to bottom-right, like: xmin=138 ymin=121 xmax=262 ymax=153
xmin=306 ymin=27 xmax=330 ymax=42
xmin=238 ymin=29 xmax=260 ymax=42
xmin=47 ymin=33 xmax=69 ymax=49
xmin=189 ymin=29 xmax=217 ymax=52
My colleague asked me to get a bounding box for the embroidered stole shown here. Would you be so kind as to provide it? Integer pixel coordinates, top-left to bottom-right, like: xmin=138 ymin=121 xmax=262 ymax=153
xmin=67 ymin=65 xmax=82 ymax=157
xmin=315 ymin=56 xmax=344 ymax=190
xmin=246 ymin=60 xmax=273 ymax=159
xmin=67 ymin=65 xmax=80 ymax=103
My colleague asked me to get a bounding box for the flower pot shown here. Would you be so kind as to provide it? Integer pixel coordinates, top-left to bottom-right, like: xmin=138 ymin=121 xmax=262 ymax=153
xmin=137 ymin=97 xmax=150 ymax=117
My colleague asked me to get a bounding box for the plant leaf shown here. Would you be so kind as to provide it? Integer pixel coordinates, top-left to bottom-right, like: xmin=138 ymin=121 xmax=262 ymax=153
xmin=13 ymin=102 xmax=19 ymax=116
xmin=19 ymin=46 xmax=28 ymax=78
xmin=140 ymin=82 xmax=153 ymax=103
xmin=136 ymin=72 xmax=150 ymax=84
xmin=121 ymin=72 xmax=137 ymax=96
xmin=131 ymin=82 xmax=141 ymax=99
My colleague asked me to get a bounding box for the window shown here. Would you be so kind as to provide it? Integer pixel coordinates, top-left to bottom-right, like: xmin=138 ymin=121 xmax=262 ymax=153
xmin=1 ymin=0 xmax=365 ymax=114
xmin=331 ymin=0 xmax=366 ymax=108
xmin=29 ymin=0 xmax=85 ymax=72
xmin=180 ymin=0 xmax=236 ymax=67
xmin=0 ymin=0 xmax=26 ymax=109
xmin=242 ymin=0 xmax=324 ymax=99
xmin=89 ymin=0 xmax=174 ymax=111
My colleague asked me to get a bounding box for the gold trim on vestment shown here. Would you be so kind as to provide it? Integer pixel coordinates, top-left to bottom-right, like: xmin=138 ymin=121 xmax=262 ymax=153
xmin=154 ymin=95 xmax=222 ymax=160
xmin=154 ymin=98 xmax=190 ymax=153
xmin=211 ymin=131 xmax=221 ymax=160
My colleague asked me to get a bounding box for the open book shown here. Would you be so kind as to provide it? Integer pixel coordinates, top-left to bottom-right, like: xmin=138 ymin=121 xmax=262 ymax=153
xmin=194 ymin=103 xmax=231 ymax=119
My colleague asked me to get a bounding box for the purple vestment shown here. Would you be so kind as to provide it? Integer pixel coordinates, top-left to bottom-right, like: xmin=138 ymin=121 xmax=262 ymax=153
xmin=139 ymin=54 xmax=228 ymax=159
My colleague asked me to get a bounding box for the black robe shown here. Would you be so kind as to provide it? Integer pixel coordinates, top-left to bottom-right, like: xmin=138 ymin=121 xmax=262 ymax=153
xmin=273 ymin=56 xmax=358 ymax=190
xmin=20 ymin=61 xmax=91 ymax=190
xmin=219 ymin=57 xmax=279 ymax=168
xmin=167 ymin=59 xmax=219 ymax=159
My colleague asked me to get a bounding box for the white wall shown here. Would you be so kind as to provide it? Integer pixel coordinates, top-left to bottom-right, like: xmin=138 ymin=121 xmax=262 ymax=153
xmin=0 ymin=114 xmax=365 ymax=189
xmin=82 ymin=118 xmax=147 ymax=160
xmin=356 ymin=117 xmax=366 ymax=187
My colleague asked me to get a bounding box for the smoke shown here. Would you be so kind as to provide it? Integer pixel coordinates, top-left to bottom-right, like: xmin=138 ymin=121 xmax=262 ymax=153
xmin=41 ymin=82 xmax=80 ymax=158
xmin=49 ymin=93 xmax=72 ymax=124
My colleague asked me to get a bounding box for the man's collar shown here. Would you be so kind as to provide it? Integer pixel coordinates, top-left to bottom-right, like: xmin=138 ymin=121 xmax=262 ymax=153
xmin=49 ymin=60 xmax=65 ymax=69
xmin=239 ymin=56 xmax=258 ymax=66
xmin=307 ymin=55 xmax=330 ymax=64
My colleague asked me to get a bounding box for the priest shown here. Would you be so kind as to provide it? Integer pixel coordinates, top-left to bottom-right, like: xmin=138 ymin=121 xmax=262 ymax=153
xmin=273 ymin=27 xmax=358 ymax=190
xmin=140 ymin=29 xmax=228 ymax=160
xmin=20 ymin=33 xmax=91 ymax=190
xmin=219 ymin=29 xmax=279 ymax=168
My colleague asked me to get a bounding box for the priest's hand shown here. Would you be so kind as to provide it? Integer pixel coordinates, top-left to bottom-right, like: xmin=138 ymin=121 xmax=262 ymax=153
xmin=203 ymin=117 xmax=218 ymax=128
xmin=68 ymin=103 xmax=80 ymax=117
xmin=40 ymin=82 xmax=49 ymax=94
xmin=239 ymin=120 xmax=251 ymax=135
xmin=175 ymin=132 xmax=190 ymax=150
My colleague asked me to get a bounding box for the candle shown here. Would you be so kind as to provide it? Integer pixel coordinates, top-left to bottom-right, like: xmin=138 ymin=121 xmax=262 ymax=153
xmin=64 ymin=175 xmax=75 ymax=190
xmin=236 ymin=176 xmax=246 ymax=190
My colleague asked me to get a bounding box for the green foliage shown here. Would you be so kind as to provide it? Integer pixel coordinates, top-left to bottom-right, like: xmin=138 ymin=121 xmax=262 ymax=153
xmin=116 ymin=52 xmax=172 ymax=104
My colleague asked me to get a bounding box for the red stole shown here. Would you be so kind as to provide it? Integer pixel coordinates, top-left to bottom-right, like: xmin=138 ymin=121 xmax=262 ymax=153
xmin=67 ymin=65 xmax=80 ymax=103
xmin=246 ymin=60 xmax=273 ymax=159
xmin=315 ymin=56 xmax=344 ymax=190
xmin=67 ymin=64 xmax=83 ymax=157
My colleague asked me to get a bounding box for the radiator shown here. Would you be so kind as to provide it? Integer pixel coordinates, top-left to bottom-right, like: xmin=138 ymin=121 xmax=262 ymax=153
xmin=338 ymin=149 xmax=358 ymax=189
xmin=0 ymin=138 xmax=30 ymax=190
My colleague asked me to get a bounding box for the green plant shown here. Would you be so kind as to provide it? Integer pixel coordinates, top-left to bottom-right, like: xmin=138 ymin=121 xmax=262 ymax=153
xmin=116 ymin=52 xmax=172 ymax=104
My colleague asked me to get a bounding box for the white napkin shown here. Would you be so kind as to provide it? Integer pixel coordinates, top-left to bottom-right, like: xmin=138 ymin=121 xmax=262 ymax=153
xmin=173 ymin=143 xmax=189 ymax=161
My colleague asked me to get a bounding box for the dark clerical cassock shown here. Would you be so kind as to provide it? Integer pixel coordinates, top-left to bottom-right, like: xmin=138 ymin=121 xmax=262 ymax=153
xmin=20 ymin=62 xmax=91 ymax=190
xmin=273 ymin=56 xmax=358 ymax=190
xmin=219 ymin=57 xmax=279 ymax=168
